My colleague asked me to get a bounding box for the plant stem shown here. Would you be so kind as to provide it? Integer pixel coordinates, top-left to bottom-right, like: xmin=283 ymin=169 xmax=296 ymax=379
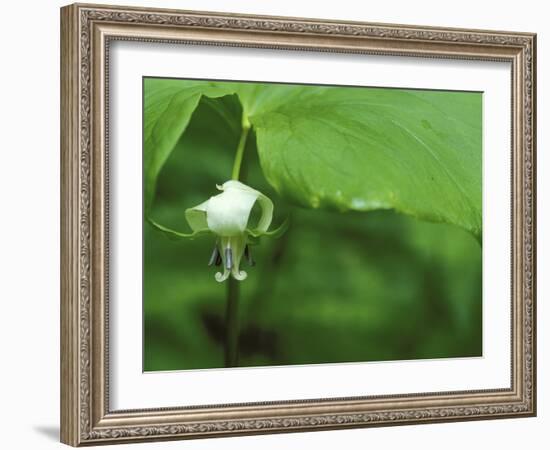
xmin=224 ymin=114 xmax=250 ymax=367
xmin=224 ymin=277 xmax=240 ymax=367
xmin=231 ymin=116 xmax=251 ymax=180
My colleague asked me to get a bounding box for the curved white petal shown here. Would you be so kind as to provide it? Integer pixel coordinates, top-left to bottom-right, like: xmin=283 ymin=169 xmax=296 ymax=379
xmin=215 ymin=270 xmax=230 ymax=282
xmin=184 ymin=199 xmax=210 ymax=232
xmin=218 ymin=180 xmax=274 ymax=234
xmin=253 ymin=192 xmax=273 ymax=233
xmin=232 ymin=269 xmax=248 ymax=281
xmin=221 ymin=180 xmax=257 ymax=191
xmin=206 ymin=181 xmax=260 ymax=236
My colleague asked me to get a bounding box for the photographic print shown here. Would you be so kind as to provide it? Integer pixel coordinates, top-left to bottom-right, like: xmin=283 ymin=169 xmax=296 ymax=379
xmin=143 ymin=78 xmax=482 ymax=371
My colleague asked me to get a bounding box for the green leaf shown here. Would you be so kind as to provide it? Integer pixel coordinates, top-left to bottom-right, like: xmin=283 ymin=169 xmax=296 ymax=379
xmin=249 ymin=87 xmax=482 ymax=240
xmin=143 ymin=78 xmax=234 ymax=211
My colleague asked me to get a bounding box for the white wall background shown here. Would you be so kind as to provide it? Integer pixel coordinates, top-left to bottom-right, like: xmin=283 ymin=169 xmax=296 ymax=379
xmin=0 ymin=0 xmax=546 ymax=449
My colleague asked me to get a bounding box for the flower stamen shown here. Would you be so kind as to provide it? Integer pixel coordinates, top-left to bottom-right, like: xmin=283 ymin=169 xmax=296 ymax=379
xmin=225 ymin=247 xmax=233 ymax=270
xmin=208 ymin=244 xmax=220 ymax=267
xmin=244 ymin=245 xmax=255 ymax=266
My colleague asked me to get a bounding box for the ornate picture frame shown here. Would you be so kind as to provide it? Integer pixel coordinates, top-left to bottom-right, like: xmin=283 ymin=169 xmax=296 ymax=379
xmin=60 ymin=2 xmax=536 ymax=446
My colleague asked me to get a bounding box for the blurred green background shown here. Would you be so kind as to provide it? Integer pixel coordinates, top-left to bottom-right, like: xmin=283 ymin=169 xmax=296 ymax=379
xmin=144 ymin=91 xmax=482 ymax=371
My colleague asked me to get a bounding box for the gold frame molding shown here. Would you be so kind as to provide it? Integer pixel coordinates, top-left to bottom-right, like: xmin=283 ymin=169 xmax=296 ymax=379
xmin=60 ymin=2 xmax=537 ymax=446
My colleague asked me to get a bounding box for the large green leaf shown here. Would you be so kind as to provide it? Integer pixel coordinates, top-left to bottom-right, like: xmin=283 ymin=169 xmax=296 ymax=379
xmin=143 ymin=79 xmax=233 ymax=211
xmin=144 ymin=79 xmax=481 ymax=239
xmin=250 ymin=87 xmax=482 ymax=239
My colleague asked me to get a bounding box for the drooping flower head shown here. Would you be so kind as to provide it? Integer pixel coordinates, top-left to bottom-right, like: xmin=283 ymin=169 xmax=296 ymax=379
xmin=184 ymin=180 xmax=284 ymax=282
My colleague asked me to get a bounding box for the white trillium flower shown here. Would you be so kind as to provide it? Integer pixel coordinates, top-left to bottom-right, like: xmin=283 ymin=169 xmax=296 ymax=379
xmin=185 ymin=180 xmax=278 ymax=282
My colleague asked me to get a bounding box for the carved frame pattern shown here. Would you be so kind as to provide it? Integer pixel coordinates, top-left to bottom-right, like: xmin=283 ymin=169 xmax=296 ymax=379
xmin=60 ymin=3 xmax=536 ymax=446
